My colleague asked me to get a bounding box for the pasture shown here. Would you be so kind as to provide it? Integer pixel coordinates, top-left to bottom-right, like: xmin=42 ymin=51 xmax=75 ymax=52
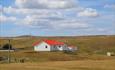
xmin=0 ymin=59 xmax=115 ymax=70
xmin=0 ymin=35 xmax=115 ymax=70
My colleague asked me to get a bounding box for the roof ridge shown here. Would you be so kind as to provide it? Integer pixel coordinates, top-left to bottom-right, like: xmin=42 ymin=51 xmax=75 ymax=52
xmin=33 ymin=39 xmax=65 ymax=46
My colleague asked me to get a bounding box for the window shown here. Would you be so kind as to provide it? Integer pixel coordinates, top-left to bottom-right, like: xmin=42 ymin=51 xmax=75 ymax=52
xmin=53 ymin=45 xmax=57 ymax=48
xmin=54 ymin=45 xmax=56 ymax=48
xmin=45 ymin=45 xmax=47 ymax=48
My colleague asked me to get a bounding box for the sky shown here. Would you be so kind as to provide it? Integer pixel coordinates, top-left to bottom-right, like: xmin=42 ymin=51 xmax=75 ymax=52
xmin=0 ymin=0 xmax=115 ymax=37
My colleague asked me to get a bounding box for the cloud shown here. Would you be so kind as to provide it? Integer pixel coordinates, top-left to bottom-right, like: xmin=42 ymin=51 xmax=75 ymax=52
xmin=3 ymin=6 xmax=65 ymax=18
xmin=3 ymin=6 xmax=34 ymax=15
xmin=0 ymin=14 xmax=16 ymax=23
xmin=1 ymin=0 xmax=99 ymax=31
xmin=1 ymin=0 xmax=115 ymax=36
xmin=13 ymin=14 xmax=89 ymax=30
xmin=50 ymin=20 xmax=89 ymax=29
xmin=104 ymin=4 xmax=115 ymax=9
xmin=78 ymin=8 xmax=99 ymax=17
xmin=15 ymin=0 xmax=76 ymax=9
xmin=0 ymin=0 xmax=97 ymax=31
xmin=0 ymin=5 xmax=2 ymax=13
xmin=1 ymin=6 xmax=95 ymax=30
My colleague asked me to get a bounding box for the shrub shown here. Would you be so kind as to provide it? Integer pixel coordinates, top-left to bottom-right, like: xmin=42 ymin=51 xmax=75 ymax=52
xmin=2 ymin=43 xmax=12 ymax=50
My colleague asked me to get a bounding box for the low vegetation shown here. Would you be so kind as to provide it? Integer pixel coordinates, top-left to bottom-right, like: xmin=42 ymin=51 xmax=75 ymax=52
xmin=0 ymin=35 xmax=115 ymax=70
xmin=0 ymin=35 xmax=115 ymax=53
xmin=0 ymin=59 xmax=115 ymax=70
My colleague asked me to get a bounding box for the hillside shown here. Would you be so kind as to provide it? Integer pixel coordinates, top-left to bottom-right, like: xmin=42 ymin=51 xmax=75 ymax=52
xmin=0 ymin=35 xmax=115 ymax=63
xmin=0 ymin=35 xmax=115 ymax=54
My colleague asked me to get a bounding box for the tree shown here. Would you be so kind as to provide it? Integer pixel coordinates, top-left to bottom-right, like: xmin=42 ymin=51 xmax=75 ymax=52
xmin=2 ymin=43 xmax=12 ymax=50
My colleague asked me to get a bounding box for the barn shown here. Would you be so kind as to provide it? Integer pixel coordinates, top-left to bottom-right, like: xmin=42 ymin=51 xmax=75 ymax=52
xmin=33 ymin=40 xmax=76 ymax=51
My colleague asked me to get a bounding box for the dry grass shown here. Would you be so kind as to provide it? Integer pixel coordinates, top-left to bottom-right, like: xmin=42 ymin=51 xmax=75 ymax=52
xmin=0 ymin=36 xmax=115 ymax=70
xmin=0 ymin=51 xmax=115 ymax=63
xmin=0 ymin=59 xmax=115 ymax=70
xmin=0 ymin=35 xmax=115 ymax=53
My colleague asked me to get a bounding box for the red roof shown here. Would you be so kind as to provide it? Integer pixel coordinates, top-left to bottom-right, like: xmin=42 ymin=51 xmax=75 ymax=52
xmin=33 ymin=41 xmax=40 ymax=46
xmin=33 ymin=40 xmax=65 ymax=46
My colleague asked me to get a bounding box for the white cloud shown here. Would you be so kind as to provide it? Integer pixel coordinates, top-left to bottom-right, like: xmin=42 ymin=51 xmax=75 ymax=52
xmin=3 ymin=6 xmax=32 ymax=15
xmin=1 ymin=0 xmax=115 ymax=36
xmin=0 ymin=14 xmax=16 ymax=23
xmin=78 ymin=8 xmax=99 ymax=17
xmin=51 ymin=20 xmax=89 ymax=29
xmin=104 ymin=4 xmax=115 ymax=9
xmin=1 ymin=6 xmax=93 ymax=30
xmin=0 ymin=0 xmax=97 ymax=30
xmin=15 ymin=0 xmax=76 ymax=9
xmin=14 ymin=14 xmax=89 ymax=30
xmin=22 ymin=16 xmax=34 ymax=25
xmin=0 ymin=5 xmax=3 ymax=13
xmin=3 ymin=6 xmax=65 ymax=18
xmin=97 ymin=28 xmax=107 ymax=32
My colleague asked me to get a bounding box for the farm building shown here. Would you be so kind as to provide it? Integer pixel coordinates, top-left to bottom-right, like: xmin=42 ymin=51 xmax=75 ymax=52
xmin=67 ymin=46 xmax=77 ymax=52
xmin=33 ymin=40 xmax=77 ymax=51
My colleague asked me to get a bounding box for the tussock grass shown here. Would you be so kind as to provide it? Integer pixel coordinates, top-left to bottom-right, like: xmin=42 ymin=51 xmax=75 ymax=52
xmin=0 ymin=59 xmax=115 ymax=70
xmin=0 ymin=35 xmax=115 ymax=63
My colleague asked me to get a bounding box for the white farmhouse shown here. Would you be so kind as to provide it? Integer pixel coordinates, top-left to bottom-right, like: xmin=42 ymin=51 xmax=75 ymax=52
xmin=33 ymin=40 xmax=76 ymax=52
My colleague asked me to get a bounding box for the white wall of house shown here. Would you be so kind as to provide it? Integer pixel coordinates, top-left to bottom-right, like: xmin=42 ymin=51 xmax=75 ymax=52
xmin=34 ymin=41 xmax=77 ymax=52
xmin=57 ymin=45 xmax=63 ymax=51
xmin=34 ymin=42 xmax=51 ymax=51
xmin=63 ymin=45 xmax=68 ymax=51
xmin=50 ymin=45 xmax=66 ymax=51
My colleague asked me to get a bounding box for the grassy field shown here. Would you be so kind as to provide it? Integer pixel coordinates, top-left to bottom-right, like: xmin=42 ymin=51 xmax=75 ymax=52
xmin=0 ymin=35 xmax=115 ymax=70
xmin=0 ymin=59 xmax=115 ymax=70
xmin=0 ymin=35 xmax=115 ymax=53
xmin=0 ymin=35 xmax=115 ymax=62
xmin=0 ymin=51 xmax=115 ymax=62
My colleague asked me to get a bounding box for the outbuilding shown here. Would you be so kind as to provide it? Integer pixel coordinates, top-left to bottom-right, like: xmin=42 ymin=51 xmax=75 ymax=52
xmin=68 ymin=46 xmax=77 ymax=52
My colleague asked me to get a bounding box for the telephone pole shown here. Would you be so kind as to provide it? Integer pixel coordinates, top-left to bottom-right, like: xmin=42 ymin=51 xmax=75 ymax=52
xmin=8 ymin=39 xmax=11 ymax=63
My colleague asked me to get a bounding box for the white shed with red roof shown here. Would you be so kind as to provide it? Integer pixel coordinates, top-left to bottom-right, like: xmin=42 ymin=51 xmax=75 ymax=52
xmin=33 ymin=40 xmax=68 ymax=51
xmin=68 ymin=46 xmax=77 ymax=52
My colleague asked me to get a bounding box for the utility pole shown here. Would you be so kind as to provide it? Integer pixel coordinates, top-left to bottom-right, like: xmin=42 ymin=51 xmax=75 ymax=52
xmin=8 ymin=39 xmax=11 ymax=63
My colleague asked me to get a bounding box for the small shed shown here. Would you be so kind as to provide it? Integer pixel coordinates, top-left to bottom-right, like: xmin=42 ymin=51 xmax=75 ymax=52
xmin=107 ymin=52 xmax=114 ymax=56
xmin=67 ymin=46 xmax=77 ymax=52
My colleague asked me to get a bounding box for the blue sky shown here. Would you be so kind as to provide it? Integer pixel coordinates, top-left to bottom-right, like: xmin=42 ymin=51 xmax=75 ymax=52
xmin=0 ymin=0 xmax=115 ymax=37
